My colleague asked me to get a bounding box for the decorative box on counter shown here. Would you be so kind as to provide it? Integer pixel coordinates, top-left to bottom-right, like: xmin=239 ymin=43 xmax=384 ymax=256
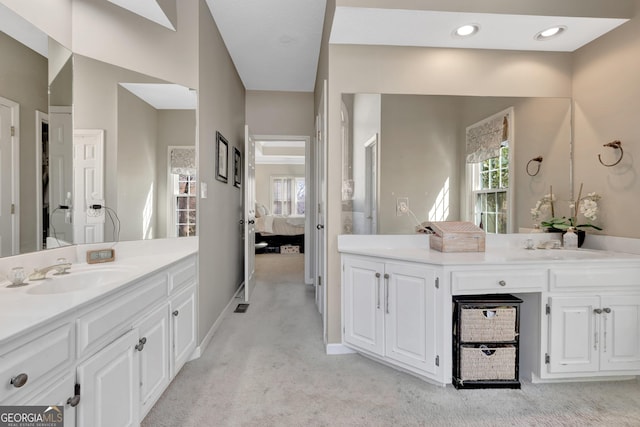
xmin=428 ymin=221 xmax=485 ymax=252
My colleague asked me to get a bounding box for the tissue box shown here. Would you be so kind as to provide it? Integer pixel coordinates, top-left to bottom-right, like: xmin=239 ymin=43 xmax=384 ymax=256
xmin=429 ymin=221 xmax=485 ymax=252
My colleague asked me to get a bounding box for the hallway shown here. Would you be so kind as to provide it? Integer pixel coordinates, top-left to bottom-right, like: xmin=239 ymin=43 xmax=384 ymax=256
xmin=143 ymin=254 xmax=640 ymax=426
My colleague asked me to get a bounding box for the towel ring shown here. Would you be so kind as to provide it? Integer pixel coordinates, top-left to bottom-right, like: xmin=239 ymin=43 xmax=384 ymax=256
xmin=526 ymin=156 xmax=543 ymax=177
xmin=598 ymin=140 xmax=623 ymax=167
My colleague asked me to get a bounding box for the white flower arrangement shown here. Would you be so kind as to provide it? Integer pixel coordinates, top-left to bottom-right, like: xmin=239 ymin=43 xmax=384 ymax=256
xmin=534 ymin=184 xmax=603 ymax=231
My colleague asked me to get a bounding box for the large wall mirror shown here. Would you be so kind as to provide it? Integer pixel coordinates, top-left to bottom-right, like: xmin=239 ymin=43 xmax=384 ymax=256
xmin=0 ymin=5 xmax=197 ymax=259
xmin=341 ymin=93 xmax=572 ymax=235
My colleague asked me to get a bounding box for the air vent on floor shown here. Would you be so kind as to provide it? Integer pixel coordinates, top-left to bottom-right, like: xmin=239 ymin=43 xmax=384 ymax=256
xmin=234 ymin=303 xmax=249 ymax=313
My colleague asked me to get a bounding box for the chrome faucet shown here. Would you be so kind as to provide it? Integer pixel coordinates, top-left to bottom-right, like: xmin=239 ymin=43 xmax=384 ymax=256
xmin=28 ymin=262 xmax=72 ymax=281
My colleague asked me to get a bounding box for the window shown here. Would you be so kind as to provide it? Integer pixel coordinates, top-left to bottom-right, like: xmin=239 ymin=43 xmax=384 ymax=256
xmin=271 ymin=176 xmax=305 ymax=216
xmin=173 ymin=174 xmax=197 ymax=236
xmin=471 ymin=145 xmax=509 ymax=233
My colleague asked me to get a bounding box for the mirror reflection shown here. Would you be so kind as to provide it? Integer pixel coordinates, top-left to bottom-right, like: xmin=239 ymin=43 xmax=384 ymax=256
xmin=0 ymin=12 xmax=197 ymax=258
xmin=341 ymin=94 xmax=572 ymax=235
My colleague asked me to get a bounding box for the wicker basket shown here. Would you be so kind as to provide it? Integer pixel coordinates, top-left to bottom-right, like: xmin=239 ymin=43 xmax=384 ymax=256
xmin=460 ymin=345 xmax=516 ymax=381
xmin=460 ymin=307 xmax=517 ymax=342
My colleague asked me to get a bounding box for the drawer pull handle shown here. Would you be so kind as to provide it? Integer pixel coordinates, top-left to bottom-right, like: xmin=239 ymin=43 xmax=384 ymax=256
xmin=498 ymin=280 xmax=506 ymax=287
xmin=135 ymin=337 xmax=147 ymax=351
xmin=10 ymin=373 xmax=28 ymax=388
xmin=375 ymin=273 xmax=381 ymax=309
xmin=173 ymin=310 xmax=179 ymax=317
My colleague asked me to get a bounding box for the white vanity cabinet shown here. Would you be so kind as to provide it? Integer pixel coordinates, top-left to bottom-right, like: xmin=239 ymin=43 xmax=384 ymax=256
xmin=0 ymin=253 xmax=198 ymax=427
xmin=543 ymin=265 xmax=640 ymax=379
xmin=342 ymin=255 xmax=443 ymax=382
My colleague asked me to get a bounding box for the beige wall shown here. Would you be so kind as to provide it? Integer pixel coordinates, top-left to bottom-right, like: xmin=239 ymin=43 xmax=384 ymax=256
xmin=246 ymin=91 xmax=315 ymax=137
xmin=325 ymin=43 xmax=573 ymax=343
xmin=72 ymin=0 xmax=198 ymax=89
xmin=0 ymin=0 xmax=72 ymax=48
xmin=117 ymin=87 xmax=158 ymax=241
xmin=0 ymin=31 xmax=48 ymax=254
xmin=197 ymin=0 xmax=246 ymax=344
xmin=572 ymin=0 xmax=640 ymax=239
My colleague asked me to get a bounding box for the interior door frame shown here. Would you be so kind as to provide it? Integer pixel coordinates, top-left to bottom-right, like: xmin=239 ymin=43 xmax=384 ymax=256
xmin=0 ymin=96 xmax=20 ymax=256
xmin=35 ymin=110 xmax=48 ymax=251
xmin=316 ymin=79 xmax=328 ymax=343
xmin=364 ymin=133 xmax=379 ymax=234
xmin=253 ymin=134 xmax=312 ymax=284
xmin=243 ymin=125 xmax=256 ymax=302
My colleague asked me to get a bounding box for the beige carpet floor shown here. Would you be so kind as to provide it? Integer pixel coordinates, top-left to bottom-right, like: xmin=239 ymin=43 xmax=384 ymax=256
xmin=142 ymin=253 xmax=640 ymax=426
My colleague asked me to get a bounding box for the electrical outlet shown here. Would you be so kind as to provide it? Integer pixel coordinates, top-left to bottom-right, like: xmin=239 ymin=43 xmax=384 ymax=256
xmin=396 ymin=197 xmax=409 ymax=216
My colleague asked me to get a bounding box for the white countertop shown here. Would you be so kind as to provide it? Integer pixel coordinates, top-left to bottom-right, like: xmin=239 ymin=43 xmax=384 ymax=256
xmin=337 ymin=234 xmax=640 ymax=266
xmin=0 ymin=237 xmax=197 ymax=345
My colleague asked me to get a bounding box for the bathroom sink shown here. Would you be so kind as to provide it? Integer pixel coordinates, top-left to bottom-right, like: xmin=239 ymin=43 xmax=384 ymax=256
xmin=506 ymin=249 xmax=613 ymax=262
xmin=25 ymin=264 xmax=137 ymax=295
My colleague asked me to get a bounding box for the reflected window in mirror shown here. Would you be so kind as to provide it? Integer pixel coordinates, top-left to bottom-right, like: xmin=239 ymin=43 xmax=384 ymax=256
xmin=466 ymin=108 xmax=513 ymax=234
xmin=169 ymin=146 xmax=197 ymax=237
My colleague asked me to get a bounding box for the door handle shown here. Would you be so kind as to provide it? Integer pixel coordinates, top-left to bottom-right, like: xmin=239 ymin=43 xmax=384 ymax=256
xmin=316 ymin=224 xmax=324 ymax=230
xmin=248 ymin=219 xmax=255 ymax=225
xmin=239 ymin=219 xmax=244 ymax=225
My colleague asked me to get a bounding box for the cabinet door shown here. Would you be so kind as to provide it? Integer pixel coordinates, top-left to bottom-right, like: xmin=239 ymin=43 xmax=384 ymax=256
xmin=600 ymin=295 xmax=640 ymax=371
xmin=135 ymin=304 xmax=170 ymax=420
xmin=342 ymin=256 xmax=384 ymax=355
xmin=170 ymin=285 xmax=197 ymax=376
xmin=76 ymin=329 xmax=140 ymax=427
xmin=548 ymin=296 xmax=600 ymax=374
xmin=18 ymin=373 xmax=76 ymax=427
xmin=385 ymin=263 xmax=437 ymax=374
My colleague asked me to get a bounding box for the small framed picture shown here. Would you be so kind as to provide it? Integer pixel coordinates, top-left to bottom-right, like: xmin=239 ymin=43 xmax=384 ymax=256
xmin=233 ymin=147 xmax=241 ymax=188
xmin=215 ymin=131 xmax=228 ymax=183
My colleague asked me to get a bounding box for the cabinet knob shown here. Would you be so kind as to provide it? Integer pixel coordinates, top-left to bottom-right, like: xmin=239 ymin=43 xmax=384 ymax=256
xmin=594 ymin=308 xmax=603 ymax=314
xmin=498 ymin=280 xmax=506 ymax=287
xmin=10 ymin=373 xmax=28 ymax=388
xmin=375 ymin=273 xmax=381 ymax=278
xmin=67 ymin=384 xmax=81 ymax=407
xmin=603 ymin=307 xmax=612 ymax=314
xmin=135 ymin=337 xmax=147 ymax=351
xmin=173 ymin=310 xmax=179 ymax=317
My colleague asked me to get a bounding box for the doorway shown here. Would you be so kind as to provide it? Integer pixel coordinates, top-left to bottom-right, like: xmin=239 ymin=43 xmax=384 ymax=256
xmin=252 ymin=136 xmax=312 ymax=284
xmin=0 ymin=96 xmax=19 ymax=256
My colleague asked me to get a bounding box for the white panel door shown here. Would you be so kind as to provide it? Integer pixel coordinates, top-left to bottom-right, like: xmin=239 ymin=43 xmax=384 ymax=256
xmin=548 ymin=296 xmax=600 ymax=374
xmin=385 ymin=262 xmax=437 ymax=374
xmin=49 ymin=107 xmax=73 ymax=245
xmin=244 ymin=125 xmax=256 ymax=301
xmin=76 ymin=329 xmax=140 ymax=427
xmin=343 ymin=256 xmax=384 ymax=356
xmin=0 ymin=97 xmax=18 ymax=256
xmin=73 ymin=129 xmax=105 ymax=244
xmin=600 ymin=295 xmax=640 ymax=371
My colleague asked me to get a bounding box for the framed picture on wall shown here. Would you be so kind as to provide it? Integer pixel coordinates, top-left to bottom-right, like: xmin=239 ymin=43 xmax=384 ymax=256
xmin=233 ymin=147 xmax=241 ymax=188
xmin=216 ymin=131 xmax=228 ymax=183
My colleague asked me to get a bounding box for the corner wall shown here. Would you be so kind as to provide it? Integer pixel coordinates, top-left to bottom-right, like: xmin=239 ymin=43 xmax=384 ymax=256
xmin=572 ymin=1 xmax=640 ymax=238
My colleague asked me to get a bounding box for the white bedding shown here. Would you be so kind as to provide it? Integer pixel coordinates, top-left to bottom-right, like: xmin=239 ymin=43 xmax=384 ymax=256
xmin=256 ymin=215 xmax=305 ymax=235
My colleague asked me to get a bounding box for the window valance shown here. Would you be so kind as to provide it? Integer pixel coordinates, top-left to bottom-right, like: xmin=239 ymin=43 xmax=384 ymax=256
xmin=466 ymin=113 xmax=510 ymax=163
xmin=170 ymin=147 xmax=196 ymax=175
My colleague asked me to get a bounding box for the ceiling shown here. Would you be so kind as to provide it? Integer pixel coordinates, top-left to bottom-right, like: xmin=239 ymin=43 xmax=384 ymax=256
xmin=1 ymin=1 xmax=632 ymax=94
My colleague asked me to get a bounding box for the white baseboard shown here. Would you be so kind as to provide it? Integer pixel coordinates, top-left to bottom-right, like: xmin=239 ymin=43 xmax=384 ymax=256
xmin=326 ymin=343 xmax=357 ymax=355
xmin=192 ymin=283 xmax=245 ymax=359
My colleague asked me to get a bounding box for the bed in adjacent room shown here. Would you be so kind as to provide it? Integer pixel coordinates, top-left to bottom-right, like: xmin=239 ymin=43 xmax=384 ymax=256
xmin=255 ymin=204 xmax=305 ymax=253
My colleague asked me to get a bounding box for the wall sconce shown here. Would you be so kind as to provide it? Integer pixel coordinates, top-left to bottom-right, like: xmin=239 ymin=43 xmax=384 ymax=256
xmin=598 ymin=140 xmax=623 ymax=167
xmin=526 ymin=156 xmax=543 ymax=176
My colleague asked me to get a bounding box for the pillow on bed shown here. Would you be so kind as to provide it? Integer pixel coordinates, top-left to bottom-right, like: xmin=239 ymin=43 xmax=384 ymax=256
xmin=255 ymin=203 xmax=268 ymax=218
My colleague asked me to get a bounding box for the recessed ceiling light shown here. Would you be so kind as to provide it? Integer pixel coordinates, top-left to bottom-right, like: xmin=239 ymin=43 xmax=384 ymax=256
xmin=453 ymin=24 xmax=479 ymax=38
xmin=535 ymin=26 xmax=567 ymax=41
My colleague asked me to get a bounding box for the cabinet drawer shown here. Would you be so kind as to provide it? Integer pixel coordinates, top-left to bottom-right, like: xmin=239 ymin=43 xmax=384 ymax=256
xmin=77 ymin=273 xmax=167 ymax=357
xmin=452 ymin=269 xmax=547 ymax=294
xmin=550 ymin=266 xmax=640 ymax=291
xmin=460 ymin=307 xmax=517 ymax=342
xmin=0 ymin=324 xmax=74 ymax=403
xmin=169 ymin=256 xmax=196 ymax=294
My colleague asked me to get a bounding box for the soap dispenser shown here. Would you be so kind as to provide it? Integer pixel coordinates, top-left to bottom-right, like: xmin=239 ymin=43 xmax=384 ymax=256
xmin=563 ymin=227 xmax=578 ymax=249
